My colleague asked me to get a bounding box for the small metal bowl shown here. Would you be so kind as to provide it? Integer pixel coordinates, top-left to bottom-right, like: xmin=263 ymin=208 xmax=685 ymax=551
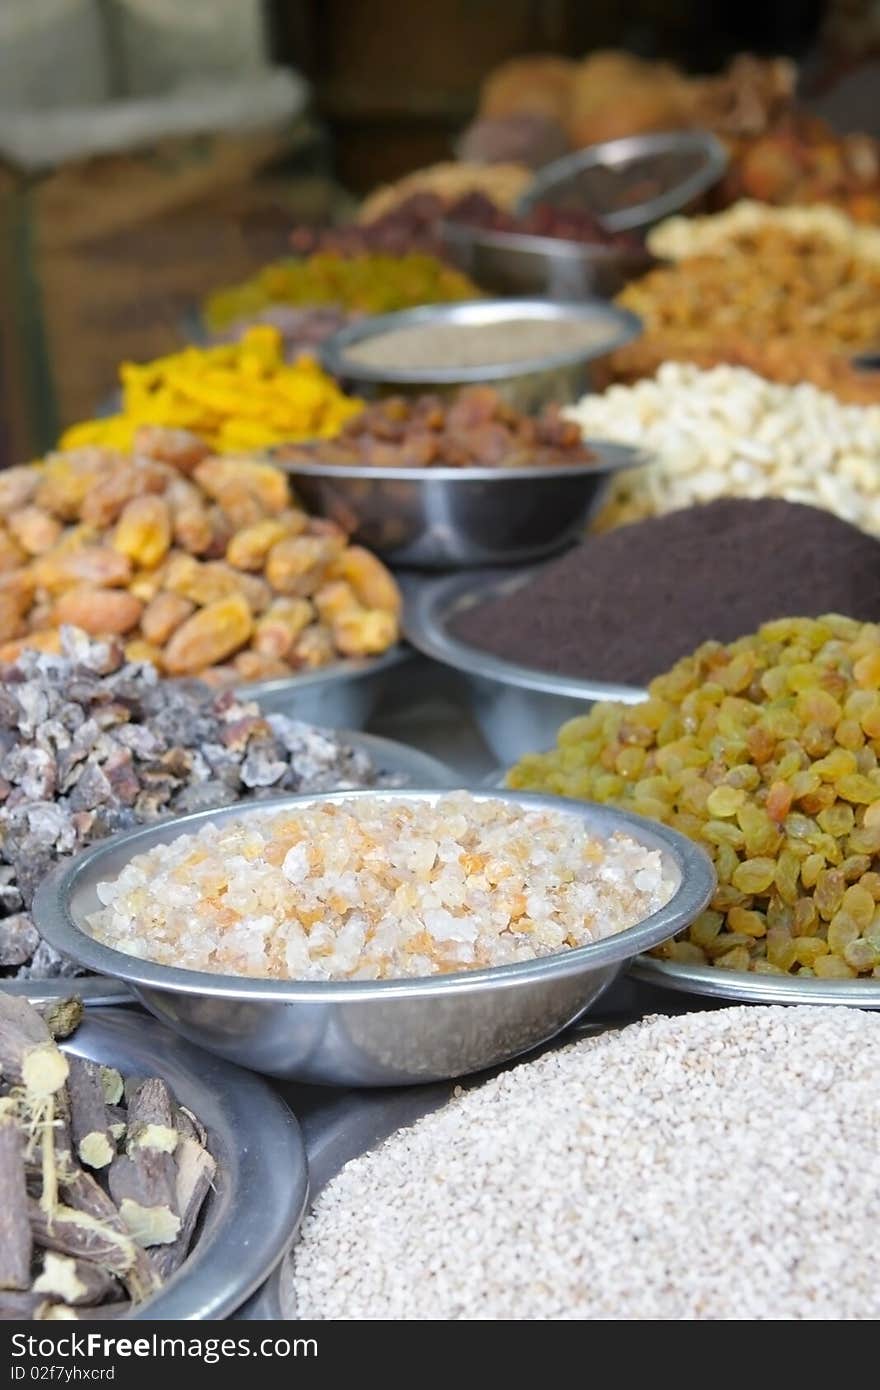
xmin=440 ymin=218 xmax=655 ymax=300
xmin=34 ymin=789 xmax=714 ymax=1088
xmin=320 ymin=298 xmax=642 ymax=414
xmin=404 ymin=569 xmax=646 ymax=763
xmin=276 ymin=441 xmax=648 ymax=570
xmin=521 ymin=130 xmax=729 ymax=235
xmin=61 ymin=1008 xmax=307 ymax=1320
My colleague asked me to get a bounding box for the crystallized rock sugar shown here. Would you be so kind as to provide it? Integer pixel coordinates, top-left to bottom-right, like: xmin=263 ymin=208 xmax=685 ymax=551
xmin=87 ymin=793 xmax=672 ymax=980
xmin=290 ymin=1006 xmax=880 ymax=1320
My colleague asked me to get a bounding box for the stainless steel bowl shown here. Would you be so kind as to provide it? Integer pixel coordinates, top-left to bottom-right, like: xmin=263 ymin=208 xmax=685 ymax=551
xmin=440 ymin=219 xmax=655 ymax=300
xmin=62 ymin=1008 xmax=307 ymax=1320
xmin=521 ymin=130 xmax=729 ymax=234
xmin=404 ymin=569 xmax=646 ymax=764
xmin=320 ymin=299 xmax=642 ymax=414
xmin=34 ymin=789 xmax=714 ymax=1088
xmin=237 ymin=645 xmax=409 ymax=723
xmin=277 ymin=441 xmax=648 ymax=570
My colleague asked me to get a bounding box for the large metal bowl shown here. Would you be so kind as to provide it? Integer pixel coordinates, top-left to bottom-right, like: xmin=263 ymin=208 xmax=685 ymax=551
xmin=61 ymin=1008 xmax=307 ymax=1320
xmin=521 ymin=130 xmax=729 ymax=234
xmin=440 ymin=219 xmax=655 ymax=300
xmin=404 ymin=569 xmax=646 ymax=763
xmin=276 ymin=441 xmax=648 ymax=570
xmin=320 ymin=299 xmax=642 ymax=414
xmin=34 ymin=789 xmax=714 ymax=1088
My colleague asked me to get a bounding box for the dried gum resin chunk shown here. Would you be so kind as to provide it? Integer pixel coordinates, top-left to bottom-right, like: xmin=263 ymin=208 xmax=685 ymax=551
xmin=87 ymin=793 xmax=675 ymax=981
xmin=509 ymin=615 xmax=880 ymax=978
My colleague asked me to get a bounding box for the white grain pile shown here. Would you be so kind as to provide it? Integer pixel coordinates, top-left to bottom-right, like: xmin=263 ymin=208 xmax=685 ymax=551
xmin=290 ymin=1006 xmax=880 ymax=1320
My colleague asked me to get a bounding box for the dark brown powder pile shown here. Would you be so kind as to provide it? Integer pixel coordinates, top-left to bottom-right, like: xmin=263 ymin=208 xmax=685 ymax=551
xmin=450 ymin=499 xmax=880 ymax=686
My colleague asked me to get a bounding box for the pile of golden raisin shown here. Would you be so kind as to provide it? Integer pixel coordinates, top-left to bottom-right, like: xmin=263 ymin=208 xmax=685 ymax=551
xmin=509 ymin=616 xmax=880 ymax=978
xmin=0 ymin=427 xmax=400 ymax=684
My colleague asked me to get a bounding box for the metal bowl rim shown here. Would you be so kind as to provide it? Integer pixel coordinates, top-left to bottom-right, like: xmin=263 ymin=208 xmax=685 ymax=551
xmin=520 ymin=129 xmax=729 ymax=233
xmin=62 ymin=1008 xmax=307 ymax=1320
xmin=405 ymin=567 xmax=647 ymax=702
xmin=320 ymin=297 xmax=642 ymax=386
xmin=631 ymin=953 xmax=880 ymax=1007
xmin=234 ymin=642 xmax=408 ymax=704
xmin=438 ymin=217 xmax=653 ymax=265
xmin=276 ymin=438 xmax=652 ymax=484
xmin=36 ymin=788 xmax=714 ymax=1004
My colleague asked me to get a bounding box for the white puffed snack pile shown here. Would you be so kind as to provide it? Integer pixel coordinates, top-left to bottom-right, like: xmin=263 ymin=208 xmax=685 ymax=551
xmin=87 ymin=793 xmax=673 ymax=980
xmin=565 ymin=362 xmax=880 ymax=532
xmin=290 ymin=1006 xmax=880 ymax=1320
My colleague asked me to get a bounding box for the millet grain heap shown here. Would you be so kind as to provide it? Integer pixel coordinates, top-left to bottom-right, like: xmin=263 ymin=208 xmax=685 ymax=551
xmin=0 ymin=628 xmax=396 ymax=980
xmin=450 ymin=499 xmax=880 ymax=687
xmin=290 ymin=1006 xmax=880 ymax=1321
xmin=87 ymin=794 xmax=673 ymax=981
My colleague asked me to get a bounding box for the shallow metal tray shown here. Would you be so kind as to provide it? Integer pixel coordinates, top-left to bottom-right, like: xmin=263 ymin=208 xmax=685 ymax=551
xmin=630 ymin=955 xmax=880 ymax=1008
xmin=403 ymin=568 xmax=646 ymax=764
xmin=12 ymin=729 xmax=459 ymax=1007
xmin=61 ymin=1008 xmax=308 ymax=1320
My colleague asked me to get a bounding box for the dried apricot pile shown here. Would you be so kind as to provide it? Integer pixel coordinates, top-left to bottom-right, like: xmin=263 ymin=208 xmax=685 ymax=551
xmin=0 ymin=428 xmax=400 ymax=683
xmin=509 ymin=616 xmax=880 ymax=979
xmin=59 ymin=326 xmax=363 ymax=455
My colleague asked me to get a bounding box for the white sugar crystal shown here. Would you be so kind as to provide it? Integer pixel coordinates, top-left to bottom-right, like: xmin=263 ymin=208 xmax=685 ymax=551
xmin=290 ymin=1006 xmax=880 ymax=1320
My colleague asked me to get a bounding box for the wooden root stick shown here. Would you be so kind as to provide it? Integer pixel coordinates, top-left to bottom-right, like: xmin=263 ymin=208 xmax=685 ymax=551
xmin=0 ymin=1116 xmax=32 ymax=1290
xmin=0 ymin=995 xmax=68 ymax=1099
xmin=68 ymin=1058 xmax=114 ymax=1170
xmin=29 ymin=1200 xmax=159 ymax=1303
xmin=33 ymin=1253 xmax=121 ymax=1308
xmin=152 ymin=1136 xmax=217 ymax=1279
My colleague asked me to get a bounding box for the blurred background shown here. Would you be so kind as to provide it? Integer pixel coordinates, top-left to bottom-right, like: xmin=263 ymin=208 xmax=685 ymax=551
xmin=1 ymin=0 xmax=877 ymax=467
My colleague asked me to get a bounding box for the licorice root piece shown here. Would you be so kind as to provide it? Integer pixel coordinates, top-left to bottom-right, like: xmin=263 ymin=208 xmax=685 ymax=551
xmin=0 ymin=1291 xmax=51 ymax=1319
xmin=29 ymin=1199 xmax=159 ymax=1302
xmin=107 ymin=1153 xmax=181 ymax=1247
xmin=106 ymin=1106 xmax=126 ymax=1143
xmin=174 ymin=1105 xmax=207 ymax=1148
xmin=43 ymin=1300 xmax=131 ymax=1321
xmin=151 ymin=1135 xmax=216 ymax=1279
xmin=0 ymin=994 xmax=68 ymax=1098
xmin=0 ymin=1117 xmax=32 ymax=1290
xmin=33 ymin=1252 xmax=120 ymax=1308
xmin=68 ymin=1058 xmax=114 ymax=1169
xmin=126 ymin=1078 xmax=178 ymax=1155
xmin=57 ymin=1172 xmax=159 ymax=1302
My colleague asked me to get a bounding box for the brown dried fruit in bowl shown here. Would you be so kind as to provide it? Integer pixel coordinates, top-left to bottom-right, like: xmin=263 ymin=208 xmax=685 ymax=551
xmin=54 ymin=588 xmax=143 ymax=636
xmin=140 ymin=592 xmax=195 ymax=646
xmin=162 ymin=594 xmax=254 ymax=675
xmin=113 ymin=497 xmax=172 ymax=569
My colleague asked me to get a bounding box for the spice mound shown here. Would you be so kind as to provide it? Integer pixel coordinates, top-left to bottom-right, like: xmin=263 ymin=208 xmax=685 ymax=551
xmin=0 ymin=422 xmax=400 ymax=682
xmin=59 ymin=326 xmax=362 ymax=455
xmin=0 ymin=630 xmax=398 ymax=981
xmin=290 ymin=1006 xmax=880 ymax=1320
xmin=564 ymin=363 xmax=880 ymax=533
xmin=0 ymin=994 xmax=214 ymax=1321
xmin=449 ymin=499 xmax=880 ymax=687
xmin=279 ymin=388 xmax=596 ymax=471
xmin=87 ymin=793 xmax=673 ymax=981
xmin=202 ymin=252 xmax=479 ymax=334
xmin=510 ymin=615 xmax=880 ymax=979
xmin=342 ymin=316 xmax=615 ymax=374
